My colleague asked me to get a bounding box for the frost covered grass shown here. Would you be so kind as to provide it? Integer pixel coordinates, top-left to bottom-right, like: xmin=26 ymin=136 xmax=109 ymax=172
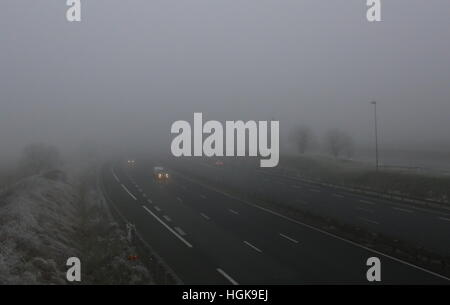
xmin=0 ymin=164 xmax=152 ymax=284
xmin=0 ymin=164 xmax=15 ymax=191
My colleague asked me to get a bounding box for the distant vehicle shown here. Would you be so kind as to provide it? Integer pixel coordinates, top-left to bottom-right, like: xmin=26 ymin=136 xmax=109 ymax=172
xmin=153 ymin=166 xmax=170 ymax=183
xmin=127 ymin=159 xmax=136 ymax=167
xmin=215 ymin=160 xmax=224 ymax=166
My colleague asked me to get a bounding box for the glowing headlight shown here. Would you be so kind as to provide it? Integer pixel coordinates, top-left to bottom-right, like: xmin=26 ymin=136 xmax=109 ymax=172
xmin=165 ymin=173 xmax=169 ymax=178
xmin=158 ymin=173 xmax=162 ymax=178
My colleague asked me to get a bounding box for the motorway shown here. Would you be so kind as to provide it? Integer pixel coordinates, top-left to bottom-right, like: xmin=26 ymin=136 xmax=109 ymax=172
xmin=100 ymin=158 xmax=450 ymax=284
xmin=178 ymin=158 xmax=450 ymax=256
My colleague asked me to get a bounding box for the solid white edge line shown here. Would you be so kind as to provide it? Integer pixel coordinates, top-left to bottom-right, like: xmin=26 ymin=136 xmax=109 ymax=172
xmin=216 ymin=268 xmax=239 ymax=285
xmin=279 ymin=233 xmax=299 ymax=244
xmin=142 ymin=206 xmax=193 ymax=248
xmin=243 ymin=241 xmax=262 ymax=253
xmin=121 ymin=184 xmax=137 ymax=200
xmin=111 ymin=169 xmax=120 ymax=182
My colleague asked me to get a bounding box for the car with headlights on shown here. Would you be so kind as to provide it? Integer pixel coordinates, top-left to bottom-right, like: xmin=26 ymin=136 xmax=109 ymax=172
xmin=153 ymin=166 xmax=170 ymax=183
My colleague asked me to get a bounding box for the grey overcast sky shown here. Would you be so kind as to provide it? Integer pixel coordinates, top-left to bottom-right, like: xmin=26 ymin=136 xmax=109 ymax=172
xmin=1 ymin=1 xmax=449 ymax=159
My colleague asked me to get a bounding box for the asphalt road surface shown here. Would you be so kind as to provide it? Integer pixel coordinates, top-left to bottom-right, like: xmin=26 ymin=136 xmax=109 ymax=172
xmin=100 ymin=159 xmax=450 ymax=284
xmin=176 ymin=158 xmax=450 ymax=256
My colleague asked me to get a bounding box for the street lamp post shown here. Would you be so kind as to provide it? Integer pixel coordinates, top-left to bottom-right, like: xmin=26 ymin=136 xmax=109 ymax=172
xmin=371 ymin=101 xmax=379 ymax=171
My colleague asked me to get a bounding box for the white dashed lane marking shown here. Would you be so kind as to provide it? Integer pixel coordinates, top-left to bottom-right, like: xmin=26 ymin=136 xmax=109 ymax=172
xmin=358 ymin=217 xmax=379 ymax=225
xmin=392 ymin=207 xmax=413 ymax=214
xmin=174 ymin=227 xmax=187 ymax=236
xmin=355 ymin=207 xmax=374 ymax=213
xmin=279 ymin=233 xmax=299 ymax=244
xmin=359 ymin=199 xmax=375 ymax=205
xmin=200 ymin=213 xmax=210 ymax=220
xmin=243 ymin=241 xmax=262 ymax=253
xmin=439 ymin=217 xmax=450 ymax=222
xmin=216 ymin=269 xmax=239 ymax=285
xmin=229 ymin=209 xmax=239 ymax=215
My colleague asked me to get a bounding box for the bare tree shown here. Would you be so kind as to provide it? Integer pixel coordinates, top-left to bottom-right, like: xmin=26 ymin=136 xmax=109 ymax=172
xmin=19 ymin=143 xmax=62 ymax=175
xmin=291 ymin=125 xmax=314 ymax=154
xmin=324 ymin=128 xmax=354 ymax=158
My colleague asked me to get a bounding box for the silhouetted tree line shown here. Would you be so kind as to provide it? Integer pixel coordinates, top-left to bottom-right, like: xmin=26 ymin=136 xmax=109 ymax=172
xmin=290 ymin=125 xmax=354 ymax=158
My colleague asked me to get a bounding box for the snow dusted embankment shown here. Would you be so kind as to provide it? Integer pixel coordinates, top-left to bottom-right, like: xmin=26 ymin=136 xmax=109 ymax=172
xmin=0 ymin=168 xmax=152 ymax=284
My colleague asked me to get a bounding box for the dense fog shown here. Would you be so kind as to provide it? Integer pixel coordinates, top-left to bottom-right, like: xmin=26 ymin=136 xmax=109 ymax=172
xmin=1 ymin=1 xmax=449 ymax=163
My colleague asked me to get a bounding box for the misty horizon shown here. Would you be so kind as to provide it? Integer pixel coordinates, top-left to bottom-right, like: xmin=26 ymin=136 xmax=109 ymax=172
xmin=1 ymin=0 xmax=450 ymax=162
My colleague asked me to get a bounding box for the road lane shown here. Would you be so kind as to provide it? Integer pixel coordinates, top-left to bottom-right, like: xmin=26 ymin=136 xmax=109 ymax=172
xmin=103 ymin=160 xmax=450 ymax=284
xmin=101 ymin=165 xmax=230 ymax=284
xmin=180 ymin=159 xmax=450 ymax=256
xmin=167 ymin=168 xmax=449 ymax=284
